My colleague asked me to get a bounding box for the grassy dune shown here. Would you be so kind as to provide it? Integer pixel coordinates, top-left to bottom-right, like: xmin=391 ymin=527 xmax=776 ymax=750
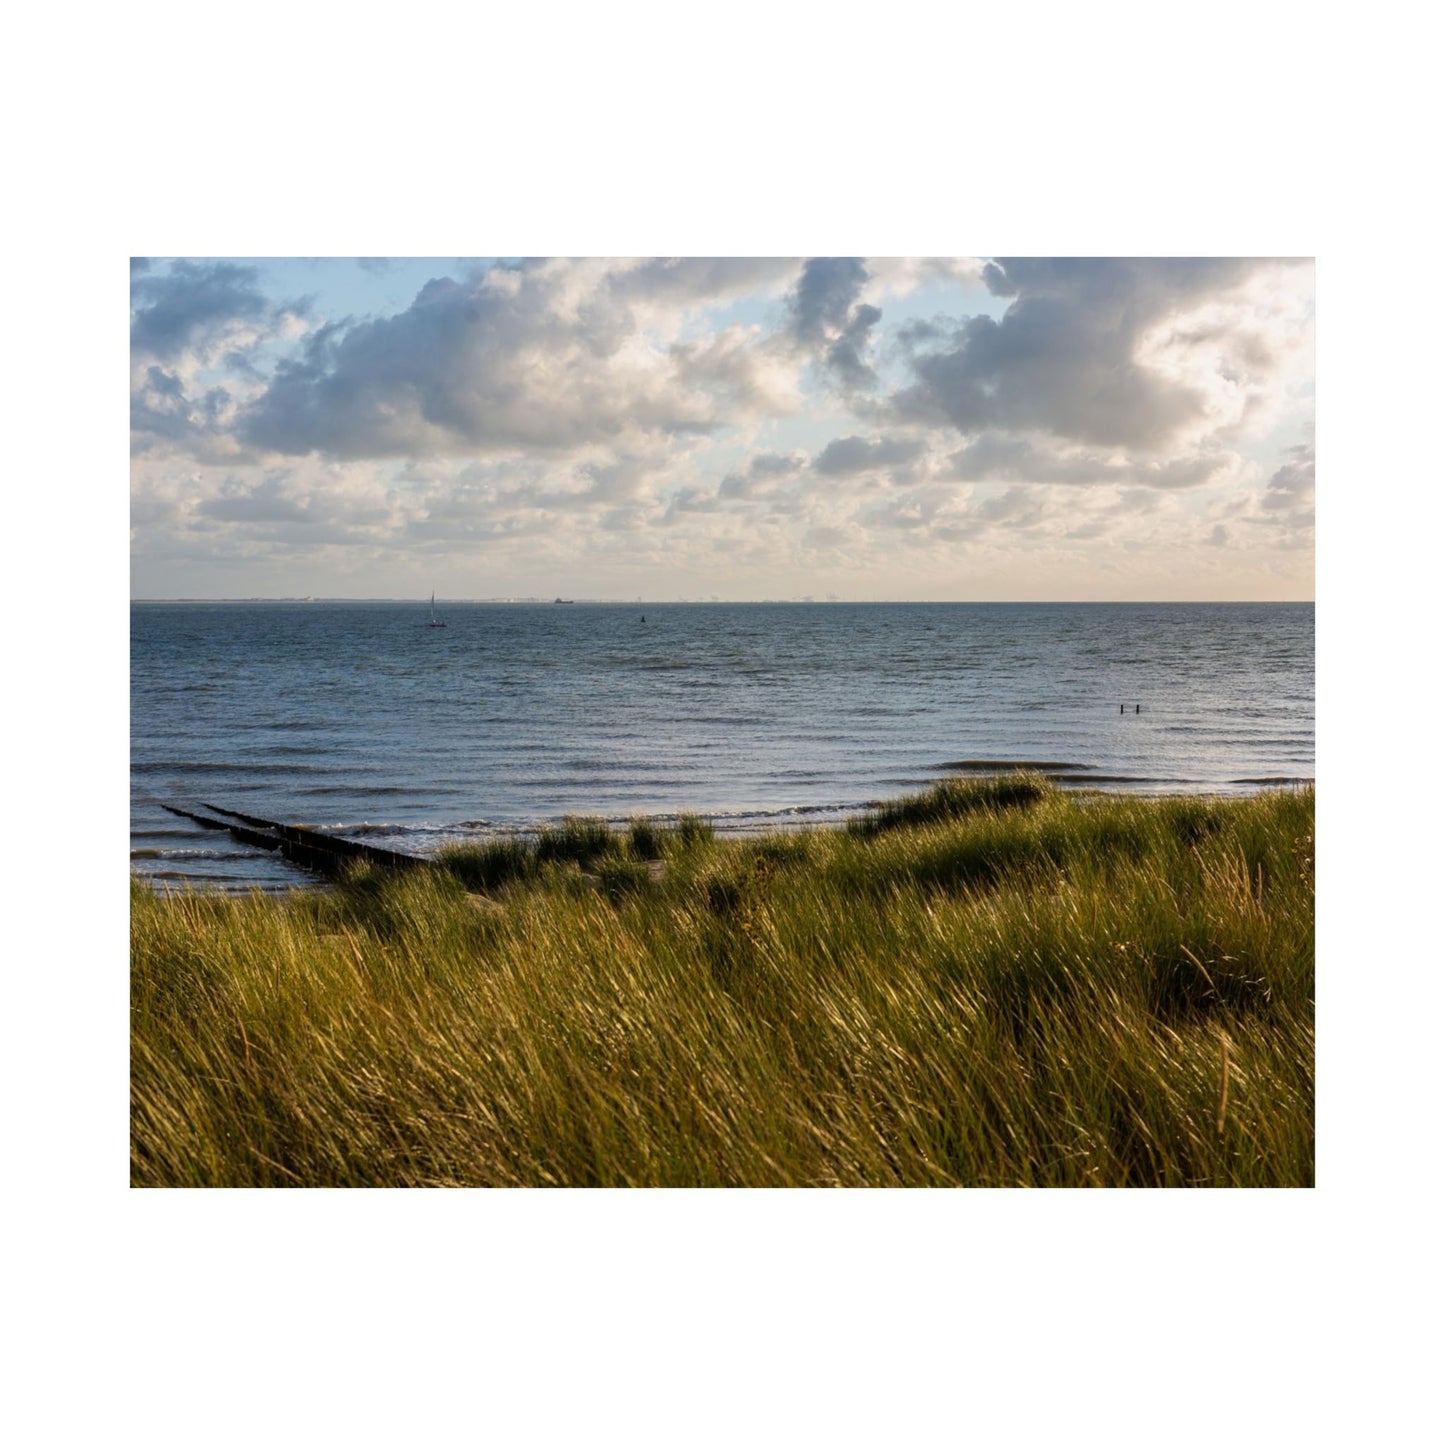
xmin=131 ymin=777 xmax=1314 ymax=1186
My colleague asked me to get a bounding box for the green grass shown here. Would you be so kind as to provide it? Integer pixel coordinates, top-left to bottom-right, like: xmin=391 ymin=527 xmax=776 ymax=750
xmin=131 ymin=779 xmax=1314 ymax=1186
xmin=846 ymin=771 xmax=1052 ymax=836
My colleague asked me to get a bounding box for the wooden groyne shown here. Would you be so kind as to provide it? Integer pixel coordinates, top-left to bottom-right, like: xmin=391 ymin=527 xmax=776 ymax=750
xmin=162 ymin=803 xmax=431 ymax=879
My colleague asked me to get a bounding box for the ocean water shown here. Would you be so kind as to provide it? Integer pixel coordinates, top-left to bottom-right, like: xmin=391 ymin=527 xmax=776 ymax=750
xmin=131 ymin=600 xmax=1314 ymax=892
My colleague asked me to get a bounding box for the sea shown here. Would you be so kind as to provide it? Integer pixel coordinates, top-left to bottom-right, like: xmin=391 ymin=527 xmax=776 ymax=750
xmin=131 ymin=600 xmax=1315 ymax=892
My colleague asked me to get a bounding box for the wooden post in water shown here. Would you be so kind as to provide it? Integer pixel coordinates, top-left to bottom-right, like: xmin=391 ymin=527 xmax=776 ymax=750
xmin=162 ymin=803 xmax=431 ymax=879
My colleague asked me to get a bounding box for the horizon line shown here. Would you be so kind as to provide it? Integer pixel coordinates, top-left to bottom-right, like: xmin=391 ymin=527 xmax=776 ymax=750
xmin=131 ymin=595 xmax=1316 ymax=605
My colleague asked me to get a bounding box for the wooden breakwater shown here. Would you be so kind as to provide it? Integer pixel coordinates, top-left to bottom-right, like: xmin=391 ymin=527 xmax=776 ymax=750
xmin=162 ymin=803 xmax=431 ymax=879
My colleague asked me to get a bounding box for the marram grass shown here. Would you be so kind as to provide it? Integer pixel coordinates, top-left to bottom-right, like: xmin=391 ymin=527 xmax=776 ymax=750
xmin=131 ymin=778 xmax=1314 ymax=1187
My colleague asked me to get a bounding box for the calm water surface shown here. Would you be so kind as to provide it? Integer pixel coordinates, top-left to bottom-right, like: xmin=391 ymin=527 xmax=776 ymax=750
xmin=131 ymin=601 xmax=1314 ymax=891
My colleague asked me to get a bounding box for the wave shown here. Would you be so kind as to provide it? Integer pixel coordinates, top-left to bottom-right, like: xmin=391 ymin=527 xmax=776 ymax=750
xmin=131 ymin=847 xmax=228 ymax=859
xmin=1228 ymin=776 xmax=1313 ymax=785
xmin=939 ymin=759 xmax=1094 ymax=772
xmin=1065 ymin=775 xmax=1196 ymax=785
xmin=132 ymin=760 xmax=332 ymax=775
xmin=292 ymin=784 xmax=439 ymax=798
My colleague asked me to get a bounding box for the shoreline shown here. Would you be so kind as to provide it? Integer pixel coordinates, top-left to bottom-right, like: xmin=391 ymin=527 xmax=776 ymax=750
xmin=131 ymin=772 xmax=1315 ymax=895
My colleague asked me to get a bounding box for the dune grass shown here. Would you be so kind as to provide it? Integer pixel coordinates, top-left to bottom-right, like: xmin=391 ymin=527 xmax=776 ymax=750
xmin=131 ymin=777 xmax=1313 ymax=1186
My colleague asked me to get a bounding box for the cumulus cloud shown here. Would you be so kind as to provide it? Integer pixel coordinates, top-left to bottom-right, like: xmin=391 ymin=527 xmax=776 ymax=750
xmin=669 ymin=323 xmax=799 ymax=418
xmin=662 ymin=485 xmax=724 ymax=522
xmin=236 ymin=260 xmax=799 ymax=462
xmin=789 ymin=257 xmax=867 ymax=345
xmin=890 ymin=257 xmax=1302 ymax=451
xmin=859 ymin=473 xmax=1201 ymax=560
xmin=131 ymin=364 xmax=254 ymax=465
xmin=131 ymin=259 xmax=302 ymax=368
xmin=196 ymin=468 xmax=394 ymax=531
xmin=786 ymin=257 xmax=882 ymax=391
xmin=1261 ymin=443 xmax=1315 ymax=519
xmin=131 ymin=260 xmax=312 ymax=460
xmin=717 ymin=451 xmax=807 ymax=501
xmin=610 ymin=256 xmax=799 ymax=310
xmin=947 ymin=432 xmax=1238 ymax=490
xmin=860 ymin=256 xmax=987 ymax=302
xmin=813 ymin=434 xmax=926 ymax=477
xmin=1205 ymin=440 xmax=1314 ymax=554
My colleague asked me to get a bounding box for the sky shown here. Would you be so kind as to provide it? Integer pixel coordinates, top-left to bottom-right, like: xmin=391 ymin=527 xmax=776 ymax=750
xmin=130 ymin=256 xmax=1314 ymax=600
xmin=130 ymin=256 xmax=1314 ymax=601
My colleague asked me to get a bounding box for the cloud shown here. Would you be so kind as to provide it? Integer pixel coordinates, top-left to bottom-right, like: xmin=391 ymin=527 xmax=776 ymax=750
xmin=1209 ymin=441 xmax=1313 ymax=551
xmin=662 ymin=485 xmax=723 ymax=522
xmin=191 ymin=468 xmax=395 ymax=532
xmin=786 ymin=257 xmax=882 ymax=391
xmin=131 ymin=458 xmax=404 ymax=570
xmin=130 ymin=260 xmax=313 ymax=461
xmin=131 ymin=260 xmax=292 ymax=366
xmin=789 ymin=257 xmax=867 ymax=345
xmin=971 ymin=486 xmax=1051 ymax=529
xmin=235 ymin=260 xmax=798 ymax=462
xmin=197 ymin=473 xmax=320 ymax=526
xmin=1261 ymin=443 xmax=1315 ymax=518
xmin=130 ymin=364 xmax=251 ymax=464
xmin=828 ymin=302 xmax=883 ymax=390
xmin=610 ymin=256 xmax=799 ymax=309
xmin=717 ymin=451 xmax=807 ymax=500
xmin=891 ymin=257 xmax=1302 ymax=451
xmin=860 ymin=257 xmax=987 ymax=302
xmin=813 ymin=434 xmax=926 ymax=477
xmin=947 ymin=432 xmax=1236 ymax=490
xmin=669 ymin=323 xmax=799 ymax=418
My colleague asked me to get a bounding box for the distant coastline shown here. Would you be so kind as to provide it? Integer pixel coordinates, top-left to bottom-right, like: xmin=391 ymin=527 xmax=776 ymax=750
xmin=130 ymin=596 xmax=1318 ymax=606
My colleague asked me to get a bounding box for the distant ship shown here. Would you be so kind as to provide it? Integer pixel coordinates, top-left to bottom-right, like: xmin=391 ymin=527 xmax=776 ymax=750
xmin=554 ymin=597 xmax=574 ymax=604
xmin=426 ymin=592 xmax=448 ymax=628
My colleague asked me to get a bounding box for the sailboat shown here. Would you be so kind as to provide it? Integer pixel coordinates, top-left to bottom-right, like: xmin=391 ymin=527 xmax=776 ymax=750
xmin=426 ymin=592 xmax=447 ymax=628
